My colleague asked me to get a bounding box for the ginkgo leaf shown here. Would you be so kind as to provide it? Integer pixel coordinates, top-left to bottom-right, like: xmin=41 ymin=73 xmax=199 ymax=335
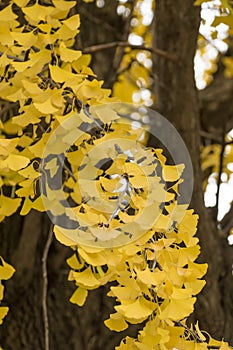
xmin=22 ymin=3 xmax=53 ymax=22
xmin=0 ymin=5 xmax=17 ymax=22
xmin=136 ymin=267 xmax=166 ymax=287
xmin=129 ymin=175 xmax=147 ymax=189
xmin=0 ymin=307 xmax=9 ymax=325
xmin=53 ymin=0 xmax=76 ymax=11
xmin=13 ymin=0 xmax=29 ymax=6
xmin=0 ymin=257 xmax=15 ymax=280
xmin=100 ymin=176 xmax=121 ymax=193
xmin=34 ymin=99 xmax=59 ymax=114
xmin=105 ymin=313 xmax=128 ymax=332
xmin=78 ymin=80 xmax=104 ymax=100
xmin=22 ymin=80 xmax=42 ymax=95
xmin=72 ymin=267 xmax=101 ymax=289
xmin=54 ymin=226 xmax=77 ymax=247
xmin=0 ymin=196 xmax=22 ymax=217
xmin=162 ymin=164 xmax=184 ymax=182
xmin=115 ymin=297 xmax=156 ymax=321
xmin=49 ymin=64 xmax=76 ymax=83
xmin=19 ymin=196 xmax=33 ymax=216
xmin=0 ymin=284 xmax=4 ymax=301
xmin=31 ymin=197 xmax=45 ymax=212
xmin=184 ymin=280 xmax=206 ymax=295
xmin=11 ymin=31 xmax=37 ymax=47
xmin=91 ymin=105 xmax=120 ymax=123
xmin=89 ymin=226 xmax=122 ymax=242
xmin=63 ymin=14 xmax=80 ymax=31
xmin=59 ymin=42 xmax=82 ymax=62
xmin=70 ymin=287 xmax=88 ymax=306
xmin=159 ymin=296 xmax=196 ymax=320
xmin=66 ymin=253 xmax=84 ymax=270
xmin=110 ymin=280 xmax=142 ymax=300
xmin=78 ymin=247 xmax=107 ymax=266
xmin=1 ymin=154 xmax=29 ymax=171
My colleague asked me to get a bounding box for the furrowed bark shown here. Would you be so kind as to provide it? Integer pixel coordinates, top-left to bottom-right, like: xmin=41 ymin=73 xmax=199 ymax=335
xmin=153 ymin=0 xmax=233 ymax=342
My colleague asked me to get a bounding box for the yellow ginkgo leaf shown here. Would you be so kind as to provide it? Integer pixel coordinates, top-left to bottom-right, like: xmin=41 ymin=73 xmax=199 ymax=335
xmin=66 ymin=254 xmax=84 ymax=270
xmin=184 ymin=280 xmax=206 ymax=295
xmin=49 ymin=64 xmax=76 ymax=83
xmin=89 ymin=226 xmax=122 ymax=242
xmin=34 ymin=99 xmax=59 ymax=114
xmin=0 ymin=284 xmax=4 ymax=301
xmin=159 ymin=296 xmax=196 ymax=321
xmin=110 ymin=283 xmax=142 ymax=301
xmin=72 ymin=267 xmax=101 ymax=289
xmin=0 ymin=5 xmax=17 ymax=22
xmin=115 ymin=297 xmax=156 ymax=321
xmin=0 ymin=307 xmax=9 ymax=325
xmin=11 ymin=31 xmax=37 ymax=47
xmin=92 ymin=105 xmax=120 ymax=123
xmin=63 ymin=14 xmax=80 ymax=31
xmin=22 ymin=80 xmax=42 ymax=96
xmin=129 ymin=175 xmax=147 ymax=189
xmin=0 ymin=196 xmax=22 ymax=217
xmin=78 ymin=248 xmax=107 ymax=267
xmin=162 ymin=164 xmax=184 ymax=182
xmin=136 ymin=267 xmax=166 ymax=287
xmin=54 ymin=226 xmax=77 ymax=247
xmin=13 ymin=0 xmax=29 ymax=6
xmin=70 ymin=287 xmax=88 ymax=306
xmin=53 ymin=0 xmax=76 ymax=11
xmin=1 ymin=154 xmax=30 ymax=171
xmin=104 ymin=313 xmax=128 ymax=332
xmin=100 ymin=176 xmax=121 ymax=193
xmin=0 ymin=258 xmax=15 ymax=280
xmin=59 ymin=43 xmax=82 ymax=62
xmin=22 ymin=3 xmax=53 ymax=22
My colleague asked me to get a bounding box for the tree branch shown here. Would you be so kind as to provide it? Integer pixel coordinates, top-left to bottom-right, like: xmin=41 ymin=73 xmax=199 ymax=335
xmin=218 ymin=202 xmax=233 ymax=237
xmin=82 ymin=41 xmax=177 ymax=61
xmin=42 ymin=225 xmax=53 ymax=350
xmin=215 ymin=130 xmax=226 ymax=220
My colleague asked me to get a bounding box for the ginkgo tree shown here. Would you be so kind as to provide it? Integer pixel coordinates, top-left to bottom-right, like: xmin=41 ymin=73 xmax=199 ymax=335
xmin=0 ymin=0 xmax=232 ymax=349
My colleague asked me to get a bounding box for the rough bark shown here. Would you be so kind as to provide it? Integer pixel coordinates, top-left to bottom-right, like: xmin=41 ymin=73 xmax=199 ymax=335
xmin=153 ymin=0 xmax=233 ymax=343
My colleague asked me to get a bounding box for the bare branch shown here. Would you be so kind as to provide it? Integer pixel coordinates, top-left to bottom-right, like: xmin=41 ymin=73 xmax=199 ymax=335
xmin=218 ymin=202 xmax=233 ymax=237
xmin=199 ymin=130 xmax=222 ymax=143
xmin=83 ymin=41 xmax=177 ymax=61
xmin=78 ymin=7 xmax=122 ymax=39
xmin=215 ymin=130 xmax=226 ymax=220
xmin=42 ymin=225 xmax=53 ymax=350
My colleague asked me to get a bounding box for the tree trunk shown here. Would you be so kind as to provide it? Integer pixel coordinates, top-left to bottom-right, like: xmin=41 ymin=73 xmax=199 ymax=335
xmin=153 ymin=0 xmax=233 ymax=343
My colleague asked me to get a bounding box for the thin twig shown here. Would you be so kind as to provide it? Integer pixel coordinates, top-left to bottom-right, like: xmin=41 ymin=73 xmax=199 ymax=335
xmin=78 ymin=7 xmax=121 ymax=38
xmin=199 ymin=130 xmax=222 ymax=143
xmin=42 ymin=225 xmax=53 ymax=350
xmin=82 ymin=41 xmax=177 ymax=61
xmin=215 ymin=130 xmax=226 ymax=220
xmin=0 ymin=52 xmax=25 ymax=62
xmin=175 ymin=321 xmax=205 ymax=343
